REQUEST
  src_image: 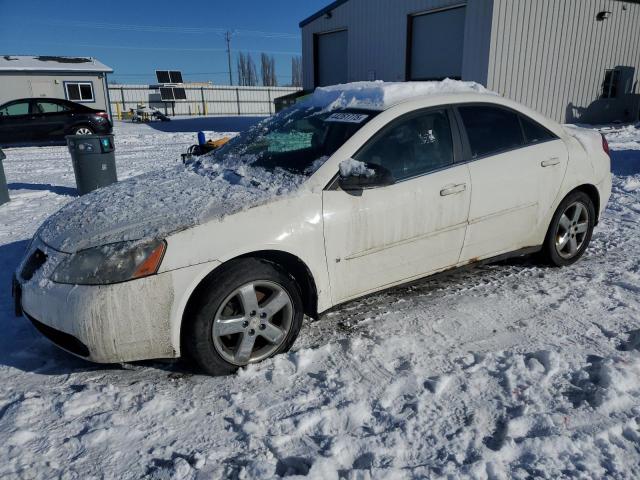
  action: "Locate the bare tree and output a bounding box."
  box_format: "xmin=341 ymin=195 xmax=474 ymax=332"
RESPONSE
xmin=237 ymin=52 xmax=258 ymax=86
xmin=291 ymin=56 xmax=303 ymax=88
xmin=261 ymin=53 xmax=277 ymax=87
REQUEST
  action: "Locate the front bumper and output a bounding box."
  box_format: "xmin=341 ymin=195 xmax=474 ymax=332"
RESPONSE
xmin=15 ymin=240 xmax=177 ymax=363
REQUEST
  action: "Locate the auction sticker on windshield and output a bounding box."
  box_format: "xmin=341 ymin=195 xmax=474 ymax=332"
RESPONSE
xmin=324 ymin=113 xmax=369 ymax=124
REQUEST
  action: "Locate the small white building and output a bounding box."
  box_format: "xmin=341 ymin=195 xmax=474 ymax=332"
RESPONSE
xmin=0 ymin=55 xmax=113 ymax=117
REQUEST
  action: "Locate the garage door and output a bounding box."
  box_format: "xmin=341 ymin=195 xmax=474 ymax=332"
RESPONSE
xmin=315 ymin=30 xmax=348 ymax=87
xmin=408 ymin=6 xmax=466 ymax=81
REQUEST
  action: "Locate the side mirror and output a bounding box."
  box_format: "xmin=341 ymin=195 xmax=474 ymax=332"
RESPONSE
xmin=338 ymin=159 xmax=394 ymax=191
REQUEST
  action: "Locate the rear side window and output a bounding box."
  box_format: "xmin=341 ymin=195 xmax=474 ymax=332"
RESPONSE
xmin=520 ymin=115 xmax=556 ymax=144
xmin=458 ymin=106 xmax=524 ymax=158
xmin=36 ymin=101 xmax=70 ymax=114
xmin=355 ymin=109 xmax=454 ymax=182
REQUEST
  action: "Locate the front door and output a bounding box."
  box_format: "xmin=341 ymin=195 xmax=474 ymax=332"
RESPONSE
xmin=455 ymin=105 xmax=569 ymax=261
xmin=0 ymin=100 xmax=33 ymax=144
xmin=322 ymin=108 xmax=471 ymax=303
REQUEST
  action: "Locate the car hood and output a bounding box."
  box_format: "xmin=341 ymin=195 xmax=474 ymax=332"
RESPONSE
xmin=37 ymin=160 xmax=308 ymax=253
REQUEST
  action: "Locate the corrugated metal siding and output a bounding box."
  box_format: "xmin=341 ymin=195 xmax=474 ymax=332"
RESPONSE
xmin=488 ymin=0 xmax=640 ymax=123
xmin=301 ymin=0 xmax=494 ymax=90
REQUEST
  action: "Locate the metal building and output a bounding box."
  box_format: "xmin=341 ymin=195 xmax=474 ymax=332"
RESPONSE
xmin=0 ymin=55 xmax=113 ymax=118
xmin=301 ymin=0 xmax=640 ymax=123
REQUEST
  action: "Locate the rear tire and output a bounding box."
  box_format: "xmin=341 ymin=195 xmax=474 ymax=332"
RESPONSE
xmin=541 ymin=191 xmax=595 ymax=267
xmin=183 ymin=258 xmax=304 ymax=376
xmin=73 ymin=126 xmax=94 ymax=135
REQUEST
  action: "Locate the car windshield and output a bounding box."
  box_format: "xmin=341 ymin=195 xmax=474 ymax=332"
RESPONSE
xmin=209 ymin=105 xmax=379 ymax=175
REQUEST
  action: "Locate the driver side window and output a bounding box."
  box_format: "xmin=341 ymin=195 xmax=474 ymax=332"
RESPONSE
xmin=0 ymin=101 xmax=30 ymax=116
xmin=355 ymin=109 xmax=454 ymax=182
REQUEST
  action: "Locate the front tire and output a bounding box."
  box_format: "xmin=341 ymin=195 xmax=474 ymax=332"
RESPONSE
xmin=541 ymin=191 xmax=595 ymax=267
xmin=184 ymin=259 xmax=304 ymax=376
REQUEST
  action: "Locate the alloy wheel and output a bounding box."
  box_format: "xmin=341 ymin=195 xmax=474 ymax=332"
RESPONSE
xmin=555 ymin=201 xmax=590 ymax=259
xmin=75 ymin=127 xmax=93 ymax=135
xmin=212 ymin=281 xmax=294 ymax=366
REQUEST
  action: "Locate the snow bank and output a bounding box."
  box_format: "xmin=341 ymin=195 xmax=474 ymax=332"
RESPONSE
xmin=306 ymin=79 xmax=495 ymax=111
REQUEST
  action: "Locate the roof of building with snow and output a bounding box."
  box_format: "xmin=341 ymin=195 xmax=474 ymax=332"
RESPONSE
xmin=0 ymin=55 xmax=113 ymax=73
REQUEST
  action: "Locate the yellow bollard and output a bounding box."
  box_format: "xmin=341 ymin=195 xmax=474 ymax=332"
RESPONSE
xmin=115 ymin=103 xmax=121 ymax=120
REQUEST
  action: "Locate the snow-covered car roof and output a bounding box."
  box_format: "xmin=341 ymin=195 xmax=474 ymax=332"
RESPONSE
xmin=306 ymin=79 xmax=496 ymax=112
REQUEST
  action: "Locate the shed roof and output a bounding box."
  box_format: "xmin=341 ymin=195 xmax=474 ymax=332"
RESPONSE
xmin=300 ymin=0 xmax=350 ymax=27
xmin=0 ymin=55 xmax=113 ymax=73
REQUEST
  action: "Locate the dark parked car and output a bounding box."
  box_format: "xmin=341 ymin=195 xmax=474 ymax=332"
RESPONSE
xmin=0 ymin=98 xmax=112 ymax=146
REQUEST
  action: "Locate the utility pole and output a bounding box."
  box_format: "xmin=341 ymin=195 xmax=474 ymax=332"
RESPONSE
xmin=225 ymin=31 xmax=233 ymax=86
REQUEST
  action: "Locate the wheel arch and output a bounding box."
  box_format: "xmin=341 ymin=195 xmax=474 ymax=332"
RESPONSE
xmin=179 ymin=250 xmax=319 ymax=353
xmin=573 ymin=183 xmax=601 ymax=223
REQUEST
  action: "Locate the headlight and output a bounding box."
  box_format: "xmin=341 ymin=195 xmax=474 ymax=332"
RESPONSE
xmin=51 ymin=239 xmax=166 ymax=285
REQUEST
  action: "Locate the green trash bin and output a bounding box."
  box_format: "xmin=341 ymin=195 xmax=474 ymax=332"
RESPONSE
xmin=66 ymin=134 xmax=118 ymax=195
xmin=0 ymin=148 xmax=9 ymax=206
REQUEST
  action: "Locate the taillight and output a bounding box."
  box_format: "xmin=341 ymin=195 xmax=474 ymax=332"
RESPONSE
xmin=601 ymin=133 xmax=610 ymax=156
xmin=95 ymin=112 xmax=109 ymax=119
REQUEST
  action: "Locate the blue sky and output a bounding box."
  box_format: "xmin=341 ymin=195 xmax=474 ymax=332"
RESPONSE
xmin=0 ymin=0 xmax=329 ymax=85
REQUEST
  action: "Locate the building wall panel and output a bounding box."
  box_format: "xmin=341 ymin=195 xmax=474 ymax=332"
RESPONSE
xmin=488 ymin=0 xmax=640 ymax=123
xmin=301 ymin=0 xmax=495 ymax=90
xmin=0 ymin=73 xmax=110 ymax=112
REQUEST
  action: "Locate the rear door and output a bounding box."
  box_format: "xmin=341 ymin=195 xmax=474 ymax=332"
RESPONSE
xmin=32 ymin=100 xmax=72 ymax=140
xmin=456 ymin=104 xmax=568 ymax=261
xmin=322 ymin=107 xmax=471 ymax=303
xmin=0 ymin=100 xmax=33 ymax=144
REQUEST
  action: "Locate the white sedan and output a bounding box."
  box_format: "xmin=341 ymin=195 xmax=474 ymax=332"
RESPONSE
xmin=13 ymin=81 xmax=612 ymax=375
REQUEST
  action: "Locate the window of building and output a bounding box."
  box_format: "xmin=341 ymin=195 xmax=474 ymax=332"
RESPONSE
xmin=458 ymin=106 xmax=524 ymax=158
xmin=65 ymin=82 xmax=95 ymax=102
xmin=355 ymin=109 xmax=454 ymax=182
xmin=602 ymin=69 xmax=620 ymax=98
xmin=0 ymin=101 xmax=30 ymax=116
xmin=519 ymin=115 xmax=557 ymax=144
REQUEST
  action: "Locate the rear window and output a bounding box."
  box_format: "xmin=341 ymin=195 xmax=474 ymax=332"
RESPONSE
xmin=458 ymin=106 xmax=524 ymax=158
xmin=520 ymin=115 xmax=556 ymax=144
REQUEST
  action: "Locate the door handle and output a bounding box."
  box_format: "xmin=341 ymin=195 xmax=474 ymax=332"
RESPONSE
xmin=541 ymin=157 xmax=560 ymax=167
xmin=440 ymin=183 xmax=467 ymax=196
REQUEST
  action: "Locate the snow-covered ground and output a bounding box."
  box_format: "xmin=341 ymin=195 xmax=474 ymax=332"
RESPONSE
xmin=1 ymin=120 xmax=640 ymax=479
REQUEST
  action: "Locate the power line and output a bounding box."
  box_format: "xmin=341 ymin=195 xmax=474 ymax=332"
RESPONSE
xmin=29 ymin=19 xmax=301 ymax=39
xmin=37 ymin=41 xmax=300 ymax=56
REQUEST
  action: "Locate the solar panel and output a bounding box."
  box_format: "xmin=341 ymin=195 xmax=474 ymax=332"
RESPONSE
xmin=156 ymin=70 xmax=171 ymax=84
xmin=172 ymin=87 xmax=187 ymax=100
xmin=169 ymin=71 xmax=183 ymax=83
xmin=159 ymin=87 xmax=174 ymax=101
